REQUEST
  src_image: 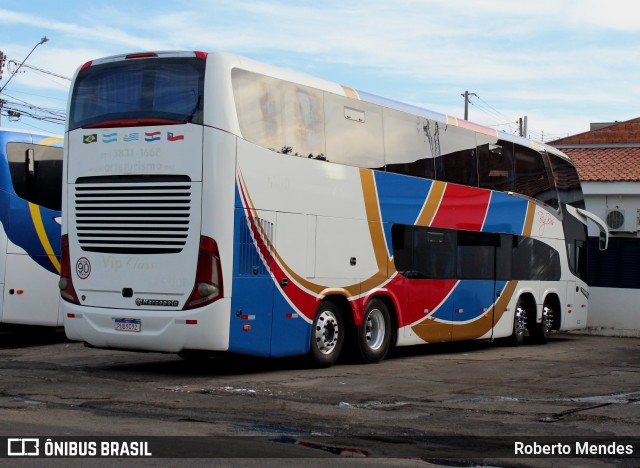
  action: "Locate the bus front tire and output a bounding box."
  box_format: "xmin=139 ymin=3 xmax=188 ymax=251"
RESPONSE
xmin=309 ymin=302 xmax=345 ymax=367
xmin=357 ymin=299 xmax=391 ymax=363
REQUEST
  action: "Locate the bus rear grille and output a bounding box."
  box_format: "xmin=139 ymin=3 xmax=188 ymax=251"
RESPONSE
xmin=74 ymin=175 xmax=192 ymax=254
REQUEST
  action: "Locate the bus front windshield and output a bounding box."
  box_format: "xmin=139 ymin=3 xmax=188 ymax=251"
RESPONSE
xmin=68 ymin=57 xmax=205 ymax=130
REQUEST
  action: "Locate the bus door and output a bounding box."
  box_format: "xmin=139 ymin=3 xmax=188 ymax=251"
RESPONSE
xmin=451 ymin=231 xmax=499 ymax=342
xmin=406 ymin=227 xmax=457 ymax=343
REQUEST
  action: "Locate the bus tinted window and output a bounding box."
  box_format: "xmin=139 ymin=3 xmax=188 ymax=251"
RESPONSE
xmin=457 ymin=231 xmax=495 ymax=280
xmin=393 ymin=225 xmax=560 ymax=281
xmin=324 ymin=93 xmax=384 ymax=168
xmin=383 ymin=110 xmax=436 ymax=179
xmin=511 ymin=236 xmax=561 ymax=281
xmin=7 ymin=142 xmax=63 ymax=211
xmin=562 ymin=211 xmax=588 ymax=281
xmin=69 ymin=58 xmax=205 ymax=130
xmin=547 ymin=152 xmax=585 ymax=209
xmin=393 ymin=225 xmax=456 ymax=279
xmin=233 ymin=69 xmax=326 ymax=160
xmin=434 ymin=125 xmax=478 ymax=187
xmin=478 ymin=140 xmax=515 ymax=192
xmin=514 ymin=146 xmax=557 ymax=207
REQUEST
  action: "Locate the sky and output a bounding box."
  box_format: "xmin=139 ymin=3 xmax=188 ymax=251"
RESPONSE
xmin=1 ymin=0 xmax=639 ymax=142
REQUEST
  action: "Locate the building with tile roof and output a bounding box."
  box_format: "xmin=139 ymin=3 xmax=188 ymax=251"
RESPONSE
xmin=550 ymin=118 xmax=640 ymax=336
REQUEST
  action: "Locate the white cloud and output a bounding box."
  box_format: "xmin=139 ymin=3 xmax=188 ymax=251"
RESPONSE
xmin=1 ymin=0 xmax=639 ymax=137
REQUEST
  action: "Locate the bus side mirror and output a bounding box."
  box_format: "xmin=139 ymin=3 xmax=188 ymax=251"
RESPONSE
xmin=599 ymin=230 xmax=608 ymax=251
xmin=576 ymin=208 xmax=609 ymax=251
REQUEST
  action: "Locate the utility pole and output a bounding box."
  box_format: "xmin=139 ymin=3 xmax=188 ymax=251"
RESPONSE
xmin=518 ymin=116 xmax=529 ymax=137
xmin=0 ymin=37 xmax=49 ymax=126
xmin=461 ymin=91 xmax=477 ymax=120
xmin=0 ymin=51 xmax=5 ymax=81
xmin=0 ymin=51 xmax=5 ymax=126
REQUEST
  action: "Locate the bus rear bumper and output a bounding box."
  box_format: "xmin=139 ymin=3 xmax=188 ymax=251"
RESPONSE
xmin=61 ymin=299 xmax=231 ymax=353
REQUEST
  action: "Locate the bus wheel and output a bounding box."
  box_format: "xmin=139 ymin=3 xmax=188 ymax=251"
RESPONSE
xmin=531 ymin=305 xmax=553 ymax=344
xmin=309 ymin=301 xmax=344 ymax=367
xmin=508 ymin=299 xmax=527 ymax=346
xmin=357 ymin=299 xmax=391 ymax=363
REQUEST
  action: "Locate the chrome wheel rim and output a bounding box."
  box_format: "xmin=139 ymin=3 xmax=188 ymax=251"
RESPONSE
xmin=514 ymin=305 xmax=527 ymax=340
xmin=542 ymin=306 xmax=553 ymax=336
xmin=315 ymin=310 xmax=339 ymax=355
xmin=364 ymin=308 xmax=386 ymax=350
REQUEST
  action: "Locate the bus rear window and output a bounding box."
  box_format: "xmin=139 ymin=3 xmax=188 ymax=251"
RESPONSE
xmin=69 ymin=57 xmax=205 ymax=130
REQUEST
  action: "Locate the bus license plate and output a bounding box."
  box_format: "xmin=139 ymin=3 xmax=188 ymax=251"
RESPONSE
xmin=114 ymin=319 xmax=141 ymax=332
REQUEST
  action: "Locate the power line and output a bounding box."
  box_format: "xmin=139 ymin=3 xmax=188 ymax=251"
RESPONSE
xmin=7 ymin=61 xmax=71 ymax=81
xmin=0 ymin=37 xmax=49 ymax=94
xmin=0 ymin=37 xmax=70 ymax=128
xmin=463 ymin=92 xmax=567 ymax=142
xmin=466 ymin=95 xmax=519 ymax=134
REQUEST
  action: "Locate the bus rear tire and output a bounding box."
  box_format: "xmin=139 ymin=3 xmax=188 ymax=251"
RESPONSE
xmin=507 ymin=299 xmax=527 ymax=346
xmin=309 ymin=301 xmax=344 ymax=367
xmin=357 ymin=299 xmax=391 ymax=363
xmin=530 ymin=305 xmax=552 ymax=344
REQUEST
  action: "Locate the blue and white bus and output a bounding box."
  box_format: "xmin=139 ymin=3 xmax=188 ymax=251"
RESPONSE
xmin=0 ymin=128 xmax=63 ymax=327
xmin=61 ymin=52 xmax=608 ymax=365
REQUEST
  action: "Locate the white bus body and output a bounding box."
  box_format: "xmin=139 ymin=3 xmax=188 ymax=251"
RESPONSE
xmin=61 ymin=52 xmax=607 ymax=365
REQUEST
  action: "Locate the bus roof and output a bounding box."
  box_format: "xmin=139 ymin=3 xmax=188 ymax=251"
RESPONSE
xmin=74 ymin=51 xmax=572 ymax=163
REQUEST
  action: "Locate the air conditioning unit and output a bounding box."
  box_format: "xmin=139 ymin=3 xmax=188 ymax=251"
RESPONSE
xmin=605 ymin=209 xmax=626 ymax=231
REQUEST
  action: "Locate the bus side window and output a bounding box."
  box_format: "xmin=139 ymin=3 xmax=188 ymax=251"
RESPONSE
xmin=233 ymin=69 xmax=285 ymax=153
xmin=391 ymin=224 xmax=414 ymax=276
xmin=7 ymin=142 xmax=63 ymax=211
xmin=495 ymin=234 xmax=513 ymax=280
xmin=414 ymin=227 xmax=456 ymax=279
xmin=324 ymin=92 xmax=384 ymax=168
xmin=512 ymin=236 xmax=561 ymax=281
xmin=434 ymin=124 xmax=478 ymax=187
xmin=383 ymin=109 xmax=436 ymax=179
xmin=477 ymin=140 xmax=515 ymax=192
xmin=514 ymin=146 xmax=556 ymax=207
xmin=547 ymin=152 xmax=586 ymax=209
xmin=457 ymin=231 xmax=496 ymax=280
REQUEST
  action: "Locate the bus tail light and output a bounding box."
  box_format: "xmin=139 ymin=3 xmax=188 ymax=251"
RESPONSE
xmin=184 ymin=236 xmax=223 ymax=310
xmin=59 ymin=234 xmax=80 ymax=304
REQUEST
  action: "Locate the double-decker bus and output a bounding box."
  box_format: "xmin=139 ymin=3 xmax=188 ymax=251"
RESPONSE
xmin=60 ymin=52 xmax=608 ymax=366
xmin=0 ymin=128 xmax=63 ymax=327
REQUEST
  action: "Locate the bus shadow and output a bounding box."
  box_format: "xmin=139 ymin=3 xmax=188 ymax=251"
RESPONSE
xmin=0 ymin=325 xmax=67 ymax=349
xmin=97 ymin=332 xmax=580 ymax=377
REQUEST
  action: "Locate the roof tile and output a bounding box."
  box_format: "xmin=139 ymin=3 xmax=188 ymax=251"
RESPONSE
xmin=561 ymin=147 xmax=640 ymax=182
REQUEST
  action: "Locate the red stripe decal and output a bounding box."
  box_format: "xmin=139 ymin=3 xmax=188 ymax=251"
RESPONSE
xmin=431 ymin=184 xmax=490 ymax=231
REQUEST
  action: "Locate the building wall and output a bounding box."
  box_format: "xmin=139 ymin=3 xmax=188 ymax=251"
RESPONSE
xmin=581 ymin=182 xmax=640 ymax=336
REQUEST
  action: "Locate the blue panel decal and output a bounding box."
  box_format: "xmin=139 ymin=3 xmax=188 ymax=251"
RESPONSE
xmin=482 ymin=192 xmax=528 ymax=235
xmin=230 ymin=197 xmax=312 ymax=358
xmin=374 ymin=171 xmax=432 ymax=255
xmin=0 ymin=130 xmax=62 ymax=274
xmin=5 ymin=194 xmax=61 ymax=274
xmin=431 ymin=279 xmax=507 ymax=322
